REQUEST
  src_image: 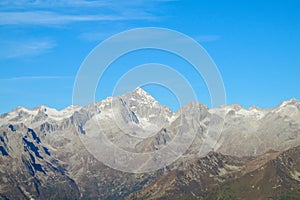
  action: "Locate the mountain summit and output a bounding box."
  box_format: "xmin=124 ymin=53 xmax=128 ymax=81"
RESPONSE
xmin=0 ymin=89 xmax=299 ymax=199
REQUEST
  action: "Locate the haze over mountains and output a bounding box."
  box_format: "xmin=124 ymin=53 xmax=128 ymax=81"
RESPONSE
xmin=0 ymin=88 xmax=299 ymax=199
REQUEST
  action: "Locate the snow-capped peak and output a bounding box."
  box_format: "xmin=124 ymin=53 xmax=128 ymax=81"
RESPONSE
xmin=134 ymin=87 xmax=147 ymax=96
xmin=273 ymin=98 xmax=300 ymax=114
xmin=279 ymin=98 xmax=299 ymax=108
xmin=133 ymin=87 xmax=154 ymax=99
xmin=39 ymin=105 xmax=81 ymax=120
xmin=0 ymin=104 xmax=82 ymax=123
xmin=123 ymin=87 xmax=157 ymax=104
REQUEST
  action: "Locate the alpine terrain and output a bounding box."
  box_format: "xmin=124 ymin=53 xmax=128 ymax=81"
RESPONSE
xmin=0 ymin=88 xmax=299 ymax=199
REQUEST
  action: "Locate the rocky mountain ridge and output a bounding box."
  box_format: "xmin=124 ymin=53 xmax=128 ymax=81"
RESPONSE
xmin=0 ymin=88 xmax=299 ymax=199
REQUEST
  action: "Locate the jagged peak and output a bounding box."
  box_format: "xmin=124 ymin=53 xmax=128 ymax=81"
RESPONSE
xmin=132 ymin=87 xmax=155 ymax=100
xmin=134 ymin=87 xmax=148 ymax=96
xmin=63 ymin=105 xmax=82 ymax=110
xmin=13 ymin=106 xmax=29 ymax=112
xmin=176 ymin=102 xmax=208 ymax=115
xmin=182 ymin=101 xmax=208 ymax=109
xmin=279 ymin=98 xmax=299 ymax=107
xmin=225 ymin=104 xmax=244 ymax=111
xmin=248 ymin=106 xmax=261 ymax=111
xmin=34 ymin=104 xmax=51 ymax=112
xmin=121 ymin=87 xmax=157 ymax=103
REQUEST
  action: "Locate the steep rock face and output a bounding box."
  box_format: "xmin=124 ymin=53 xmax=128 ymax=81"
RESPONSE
xmin=0 ymin=124 xmax=80 ymax=199
xmin=126 ymin=152 xmax=251 ymax=200
xmin=0 ymin=122 xmax=158 ymax=200
xmin=202 ymin=146 xmax=300 ymax=200
xmin=1 ymin=88 xmax=299 ymax=157
xmin=216 ymin=99 xmax=300 ymax=157
xmin=127 ymin=147 xmax=300 ymax=200
xmin=0 ymin=88 xmax=299 ymax=199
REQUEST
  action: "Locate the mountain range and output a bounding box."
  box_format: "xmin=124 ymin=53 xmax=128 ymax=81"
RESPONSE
xmin=0 ymin=88 xmax=299 ymax=199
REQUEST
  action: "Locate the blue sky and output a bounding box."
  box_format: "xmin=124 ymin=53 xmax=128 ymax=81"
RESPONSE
xmin=0 ymin=0 xmax=300 ymax=113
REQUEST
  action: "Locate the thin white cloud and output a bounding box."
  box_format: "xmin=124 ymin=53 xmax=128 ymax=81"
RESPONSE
xmin=0 ymin=76 xmax=73 ymax=81
xmin=0 ymin=39 xmax=56 ymax=58
xmin=0 ymin=0 xmax=177 ymax=9
xmin=0 ymin=0 xmax=171 ymax=59
xmin=0 ymin=0 xmax=117 ymax=9
xmin=0 ymin=0 xmax=162 ymax=26
xmin=0 ymin=11 xmax=154 ymax=25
